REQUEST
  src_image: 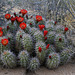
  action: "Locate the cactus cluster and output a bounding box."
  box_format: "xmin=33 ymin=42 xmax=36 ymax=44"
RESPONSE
xmin=0 ymin=9 xmax=74 ymax=71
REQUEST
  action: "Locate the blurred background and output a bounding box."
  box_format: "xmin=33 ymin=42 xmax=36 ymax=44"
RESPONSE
xmin=0 ymin=0 xmax=75 ymax=29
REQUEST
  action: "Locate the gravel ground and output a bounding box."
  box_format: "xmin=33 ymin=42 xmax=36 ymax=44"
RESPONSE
xmin=0 ymin=63 xmax=75 ymax=75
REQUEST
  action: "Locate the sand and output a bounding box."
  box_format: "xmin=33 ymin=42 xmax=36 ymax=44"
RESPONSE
xmin=0 ymin=63 xmax=75 ymax=75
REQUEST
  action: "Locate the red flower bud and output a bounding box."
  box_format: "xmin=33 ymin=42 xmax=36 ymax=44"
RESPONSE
xmin=44 ymin=30 xmax=48 ymax=36
xmin=38 ymin=47 xmax=42 ymax=52
xmin=46 ymin=44 xmax=50 ymax=50
xmin=59 ymin=38 xmax=62 ymax=41
xmin=49 ymin=55 xmax=51 ymax=59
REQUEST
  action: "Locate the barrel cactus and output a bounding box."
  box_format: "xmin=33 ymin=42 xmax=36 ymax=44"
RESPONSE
xmin=46 ymin=52 xmax=60 ymax=69
xmin=54 ymin=34 xmax=66 ymax=51
xmin=15 ymin=29 xmax=25 ymax=52
xmin=47 ymin=31 xmax=55 ymax=44
xmin=1 ymin=50 xmax=16 ymax=68
xmin=22 ymin=34 xmax=33 ymax=53
xmin=60 ymin=48 xmax=73 ymax=65
xmin=33 ymin=30 xmax=44 ymax=42
xmin=28 ymin=57 xmax=40 ymax=71
xmin=18 ymin=50 xmax=29 ymax=68
xmin=35 ymin=41 xmax=46 ymax=64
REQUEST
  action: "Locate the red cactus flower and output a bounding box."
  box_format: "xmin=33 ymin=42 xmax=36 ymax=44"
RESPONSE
xmin=36 ymin=15 xmax=42 ymax=21
xmin=46 ymin=44 xmax=50 ymax=50
xmin=20 ymin=9 xmax=27 ymax=15
xmin=11 ymin=16 xmax=16 ymax=23
xmin=44 ymin=37 xmax=47 ymax=40
xmin=44 ymin=30 xmax=48 ymax=36
xmin=5 ymin=14 xmax=11 ymax=20
xmin=39 ymin=25 xmax=45 ymax=30
xmin=49 ymin=55 xmax=51 ymax=59
xmin=0 ymin=31 xmax=3 ymax=37
xmin=64 ymin=27 xmax=68 ymax=31
xmin=4 ymin=51 xmax=7 ymax=55
xmin=17 ymin=17 xmax=24 ymax=23
xmin=0 ymin=27 xmax=2 ymax=31
xmin=59 ymin=38 xmax=62 ymax=41
xmin=1 ymin=38 xmax=8 ymax=46
xmin=38 ymin=47 xmax=42 ymax=52
xmin=20 ymin=22 xmax=26 ymax=30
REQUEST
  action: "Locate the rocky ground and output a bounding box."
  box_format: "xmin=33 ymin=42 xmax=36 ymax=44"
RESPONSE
xmin=0 ymin=63 xmax=75 ymax=75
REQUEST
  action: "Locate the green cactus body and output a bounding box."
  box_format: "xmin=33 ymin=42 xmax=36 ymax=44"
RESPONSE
xmin=15 ymin=29 xmax=25 ymax=51
xmin=7 ymin=33 xmax=14 ymax=50
xmin=46 ymin=45 xmax=55 ymax=56
xmin=27 ymin=19 xmax=35 ymax=27
xmin=29 ymin=57 xmax=40 ymax=71
xmin=1 ymin=50 xmax=16 ymax=68
xmin=35 ymin=41 xmax=46 ymax=64
xmin=2 ymin=26 xmax=7 ymax=36
xmin=33 ymin=30 xmax=44 ymax=42
xmin=23 ymin=24 xmax=31 ymax=33
xmin=55 ymin=25 xmax=64 ymax=33
xmin=46 ymin=20 xmax=55 ymax=25
xmin=60 ymin=49 xmax=73 ymax=65
xmin=29 ymin=27 xmax=38 ymax=36
xmin=45 ymin=23 xmax=54 ymax=32
xmin=46 ymin=52 xmax=60 ymax=69
xmin=22 ymin=34 xmax=33 ymax=52
xmin=18 ymin=50 xmax=29 ymax=68
xmin=47 ymin=31 xmax=55 ymax=44
xmin=0 ymin=37 xmax=9 ymax=54
xmin=54 ymin=34 xmax=66 ymax=51
xmin=7 ymin=22 xmax=17 ymax=34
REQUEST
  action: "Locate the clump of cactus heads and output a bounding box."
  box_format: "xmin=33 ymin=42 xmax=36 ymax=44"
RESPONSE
xmin=33 ymin=30 xmax=44 ymax=42
xmin=18 ymin=50 xmax=29 ymax=68
xmin=0 ymin=37 xmax=9 ymax=54
xmin=28 ymin=57 xmax=40 ymax=71
xmin=35 ymin=41 xmax=46 ymax=64
xmin=22 ymin=34 xmax=33 ymax=53
xmin=54 ymin=34 xmax=66 ymax=51
xmin=46 ymin=52 xmax=60 ymax=69
xmin=29 ymin=27 xmax=38 ymax=36
xmin=47 ymin=31 xmax=55 ymax=44
xmin=55 ymin=25 xmax=64 ymax=33
xmin=60 ymin=48 xmax=73 ymax=65
xmin=27 ymin=19 xmax=35 ymax=27
xmin=46 ymin=45 xmax=55 ymax=56
xmin=1 ymin=50 xmax=16 ymax=68
xmin=15 ymin=29 xmax=25 ymax=52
